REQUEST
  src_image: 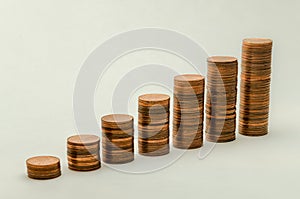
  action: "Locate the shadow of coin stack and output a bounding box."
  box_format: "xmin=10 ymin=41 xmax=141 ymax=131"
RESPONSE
xmin=239 ymin=38 xmax=273 ymax=136
xmin=173 ymin=74 xmax=205 ymax=149
xmin=67 ymin=135 xmax=101 ymax=171
xmin=26 ymin=156 xmax=61 ymax=180
xmin=101 ymin=114 xmax=134 ymax=164
xmin=206 ymin=56 xmax=238 ymax=142
xmin=138 ymin=94 xmax=170 ymax=156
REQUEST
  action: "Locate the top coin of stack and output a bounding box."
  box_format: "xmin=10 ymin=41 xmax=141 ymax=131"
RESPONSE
xmin=239 ymin=38 xmax=273 ymax=136
xmin=26 ymin=156 xmax=61 ymax=180
xmin=206 ymin=56 xmax=238 ymax=143
xmin=173 ymin=74 xmax=205 ymax=149
xmin=67 ymin=135 xmax=101 ymax=171
xmin=101 ymin=114 xmax=134 ymax=164
xmin=138 ymin=94 xmax=170 ymax=156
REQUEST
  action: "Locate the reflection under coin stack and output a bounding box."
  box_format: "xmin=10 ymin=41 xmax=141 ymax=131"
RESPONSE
xmin=173 ymin=74 xmax=205 ymax=149
xmin=206 ymin=56 xmax=238 ymax=142
xmin=67 ymin=135 xmax=101 ymax=171
xmin=239 ymin=38 xmax=273 ymax=136
xmin=26 ymin=156 xmax=61 ymax=179
xmin=138 ymin=94 xmax=170 ymax=156
xmin=101 ymin=114 xmax=134 ymax=164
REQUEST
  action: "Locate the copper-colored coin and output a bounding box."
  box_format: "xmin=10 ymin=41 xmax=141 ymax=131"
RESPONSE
xmin=27 ymin=168 xmax=61 ymax=176
xmin=243 ymin=38 xmax=272 ymax=46
xmin=27 ymin=170 xmax=61 ymax=180
xmin=68 ymin=162 xmax=101 ymax=171
xmin=138 ymin=104 xmax=169 ymax=115
xmin=139 ymin=129 xmax=169 ymax=140
xmin=101 ymin=114 xmax=133 ymax=125
xmin=138 ymin=123 xmax=169 ymax=133
xmin=102 ymin=151 xmax=134 ymax=164
xmin=139 ymin=141 xmax=170 ymax=156
xmin=101 ymin=131 xmax=133 ymax=139
xmin=67 ymin=154 xmax=100 ymax=163
xmin=138 ymin=112 xmax=169 ymax=119
xmin=102 ymin=141 xmax=134 ymax=164
xmin=138 ymin=138 xmax=169 ymax=156
xmin=102 ymin=136 xmax=133 ymax=150
xmin=101 ymin=114 xmax=134 ymax=130
xmin=139 ymin=94 xmax=170 ymax=106
xmin=173 ymin=124 xmax=203 ymax=132
xmin=207 ymin=56 xmax=237 ymax=64
xmin=67 ymin=143 xmax=99 ymax=150
xmin=174 ymin=74 xmax=205 ymax=85
xmin=102 ymin=126 xmax=133 ymax=135
xmin=68 ymin=160 xmax=100 ymax=167
xmin=26 ymin=156 xmax=60 ymax=170
xmin=173 ymin=126 xmax=203 ymax=135
xmin=206 ymin=133 xmax=236 ymax=143
xmin=67 ymin=135 xmax=100 ymax=146
xmin=173 ymin=137 xmax=203 ymax=149
xmin=67 ymin=148 xmax=100 ymax=156
xmin=138 ymin=115 xmax=169 ymax=125
xmin=67 ymin=153 xmax=99 ymax=159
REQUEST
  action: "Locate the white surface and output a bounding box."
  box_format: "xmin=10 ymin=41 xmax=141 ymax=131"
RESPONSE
xmin=0 ymin=0 xmax=300 ymax=198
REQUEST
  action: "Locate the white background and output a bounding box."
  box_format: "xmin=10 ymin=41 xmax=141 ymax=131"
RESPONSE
xmin=1 ymin=0 xmax=299 ymax=198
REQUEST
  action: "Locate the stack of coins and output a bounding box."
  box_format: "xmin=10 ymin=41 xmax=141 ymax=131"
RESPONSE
xmin=67 ymin=135 xmax=101 ymax=171
xmin=26 ymin=156 xmax=61 ymax=180
xmin=239 ymin=38 xmax=273 ymax=136
xmin=101 ymin=114 xmax=134 ymax=164
xmin=138 ymin=94 xmax=170 ymax=156
xmin=206 ymin=56 xmax=238 ymax=142
xmin=173 ymin=74 xmax=205 ymax=149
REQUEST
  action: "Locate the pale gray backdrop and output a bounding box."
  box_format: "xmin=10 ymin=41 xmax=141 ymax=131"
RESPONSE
xmin=0 ymin=0 xmax=299 ymax=198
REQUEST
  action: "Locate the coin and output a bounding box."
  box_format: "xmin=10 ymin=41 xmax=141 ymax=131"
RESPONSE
xmin=67 ymin=134 xmax=100 ymax=146
xmin=101 ymin=114 xmax=134 ymax=130
xmin=138 ymin=138 xmax=170 ymax=156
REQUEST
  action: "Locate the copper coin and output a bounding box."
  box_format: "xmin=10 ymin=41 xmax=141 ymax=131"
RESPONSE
xmin=138 ymin=94 xmax=170 ymax=106
xmin=139 ymin=129 xmax=169 ymax=140
xmin=26 ymin=156 xmax=60 ymax=170
xmin=206 ymin=133 xmax=235 ymax=143
xmin=68 ymin=162 xmax=101 ymax=171
xmin=27 ymin=170 xmax=61 ymax=180
xmin=139 ymin=143 xmax=169 ymax=156
xmin=101 ymin=114 xmax=133 ymax=130
xmin=67 ymin=135 xmax=100 ymax=146
xmin=173 ymin=137 xmax=203 ymax=149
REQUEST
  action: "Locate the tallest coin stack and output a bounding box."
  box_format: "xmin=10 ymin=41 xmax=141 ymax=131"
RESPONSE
xmin=239 ymin=38 xmax=273 ymax=136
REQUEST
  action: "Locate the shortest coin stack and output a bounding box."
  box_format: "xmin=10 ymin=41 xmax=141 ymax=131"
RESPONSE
xmin=26 ymin=156 xmax=61 ymax=180
xmin=67 ymin=135 xmax=101 ymax=171
xmin=101 ymin=114 xmax=134 ymax=164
